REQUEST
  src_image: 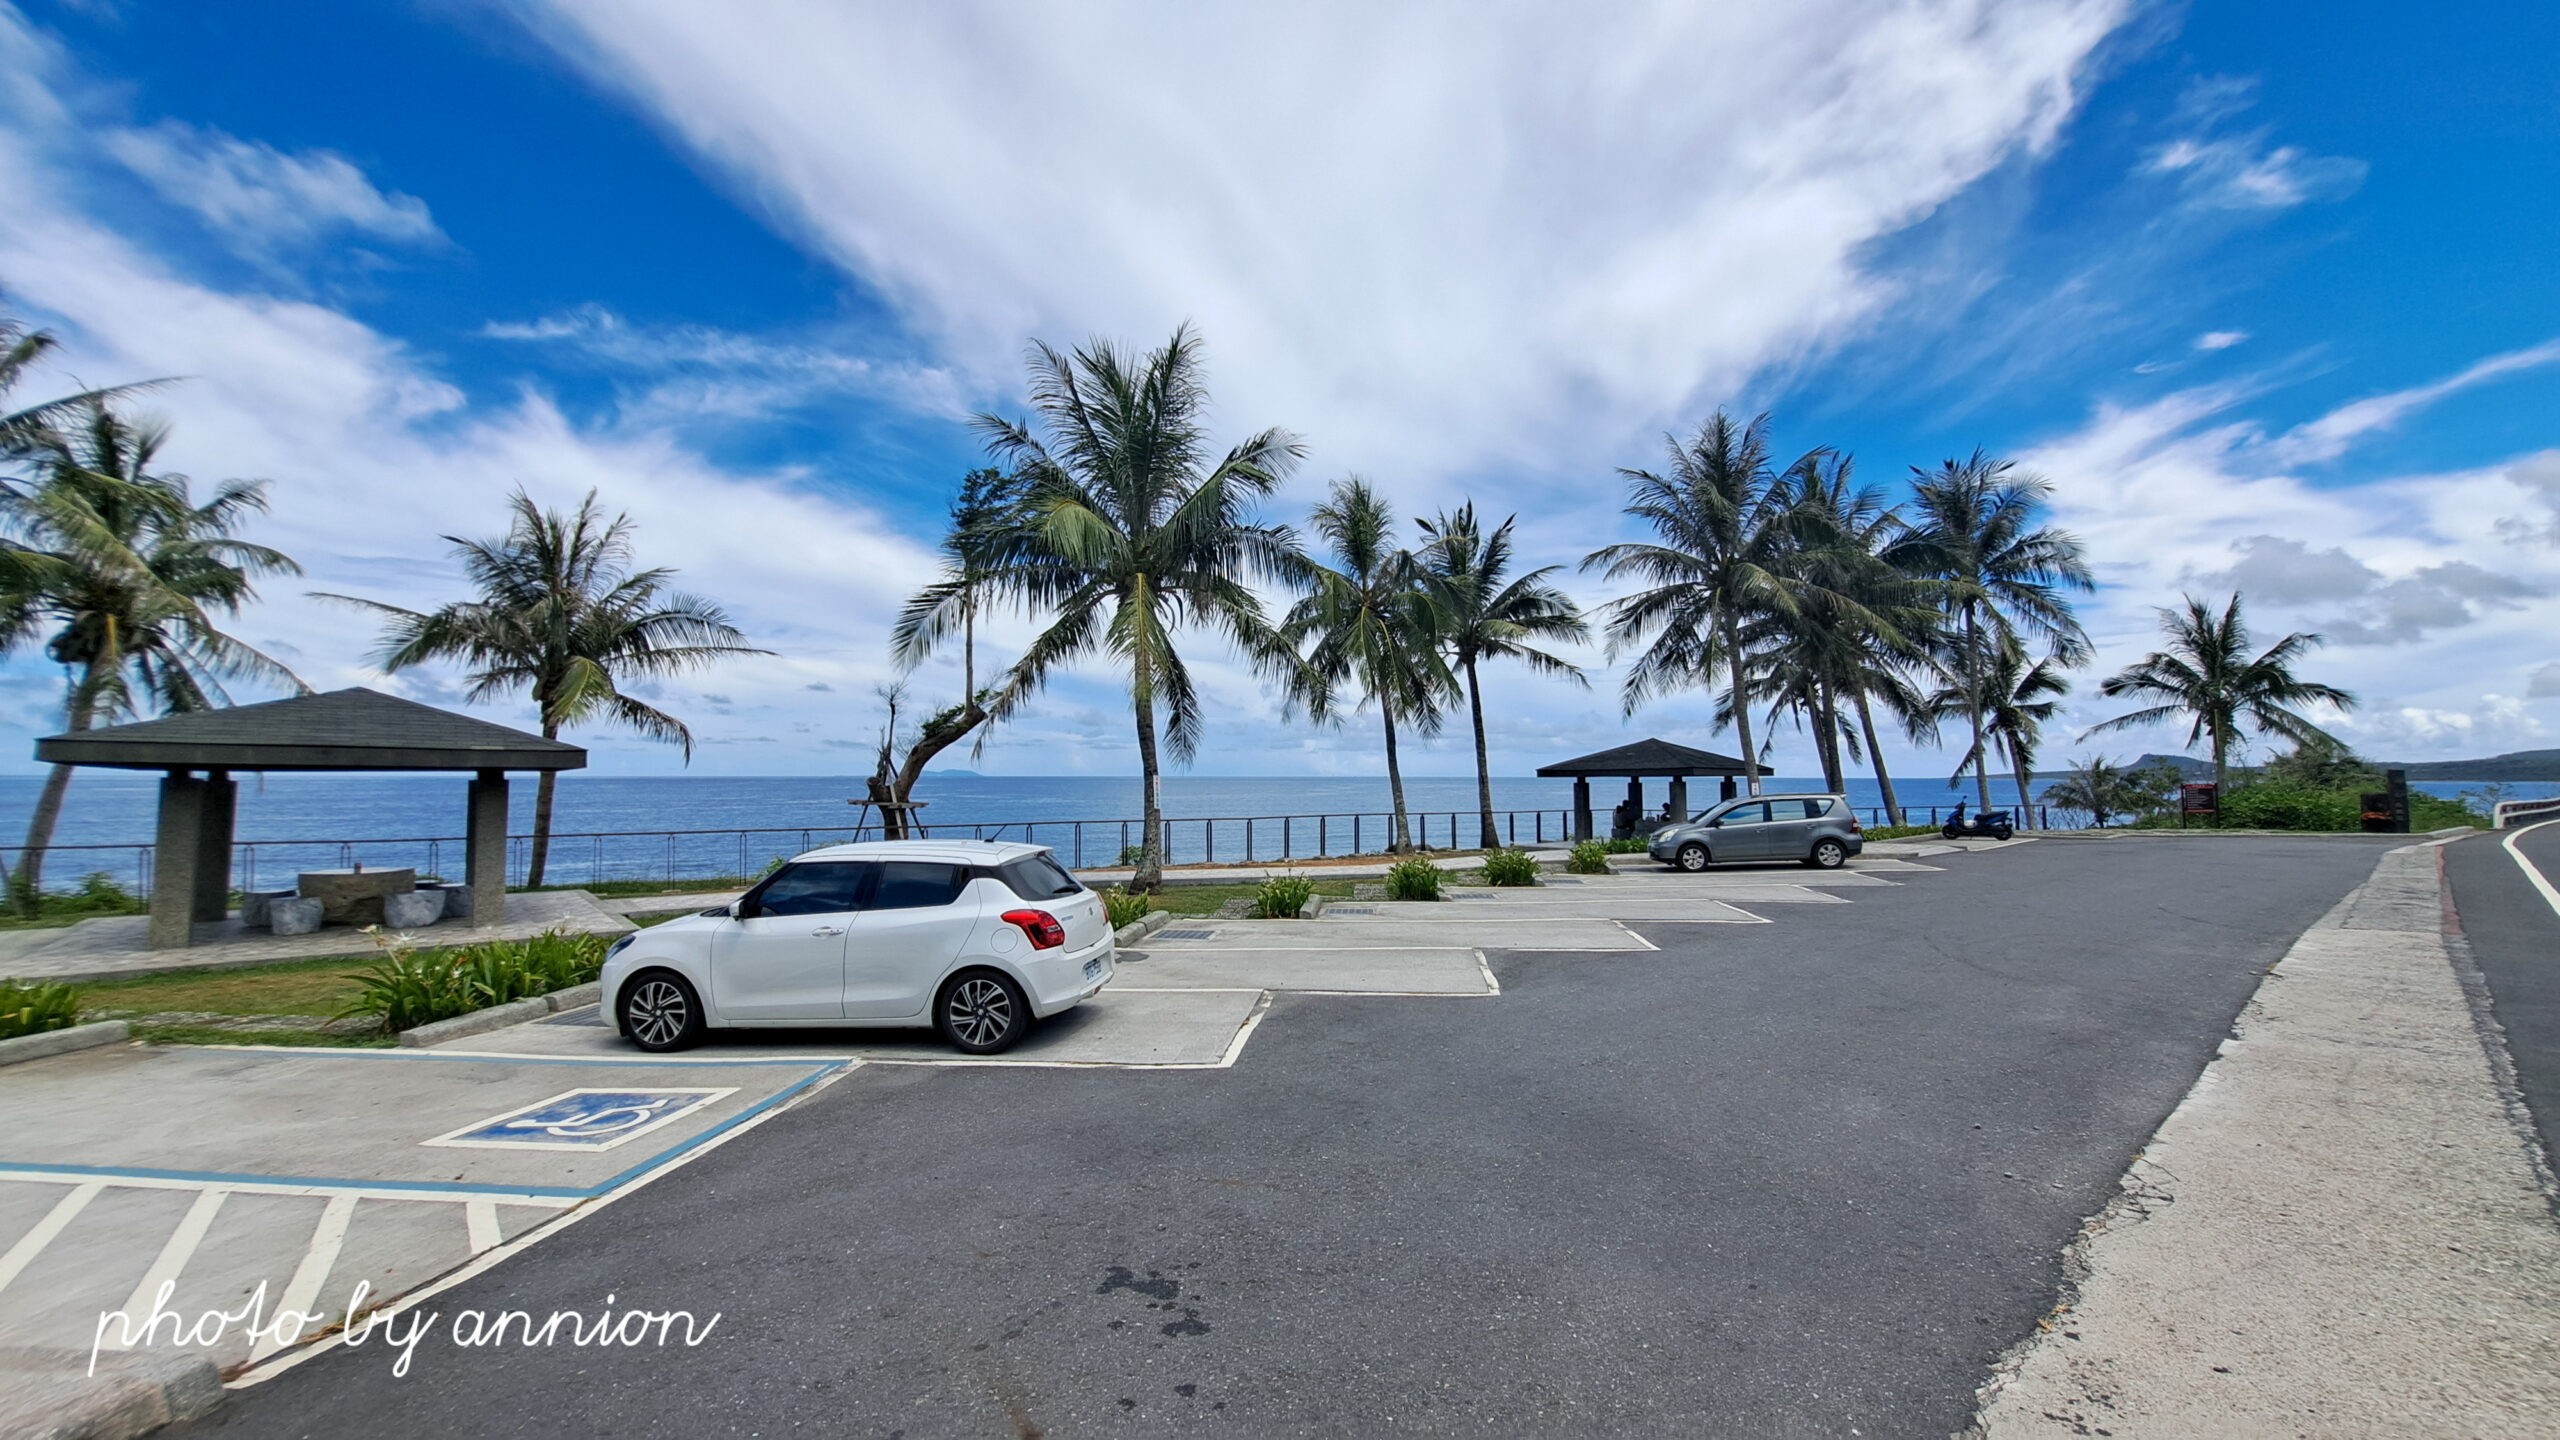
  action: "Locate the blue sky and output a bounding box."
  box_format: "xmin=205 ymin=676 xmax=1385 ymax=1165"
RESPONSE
xmin=1 ymin=0 xmax=2555 ymax=779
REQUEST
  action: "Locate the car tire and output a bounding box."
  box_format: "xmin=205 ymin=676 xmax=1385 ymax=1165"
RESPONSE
xmin=1989 ymin=824 xmax=2014 ymax=841
xmin=621 ymin=970 xmax=704 ymax=1053
xmin=1676 ymin=842 xmax=1710 ymax=872
xmin=1806 ymin=838 xmax=1848 ymax=869
xmin=937 ymin=969 xmax=1031 ymax=1055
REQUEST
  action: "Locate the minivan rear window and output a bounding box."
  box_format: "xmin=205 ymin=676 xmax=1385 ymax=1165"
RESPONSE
xmin=995 ymin=854 xmax=1083 ymax=900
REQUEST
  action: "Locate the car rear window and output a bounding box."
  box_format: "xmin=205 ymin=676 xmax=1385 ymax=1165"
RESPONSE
xmin=1791 ymin=799 xmax=1834 ymax=819
xmin=871 ymin=861 xmax=968 ymax=911
xmin=995 ymin=853 xmax=1083 ymax=900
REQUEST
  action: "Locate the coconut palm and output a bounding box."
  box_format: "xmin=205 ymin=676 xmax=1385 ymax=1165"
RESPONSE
xmin=1284 ymin=478 xmax=1456 ymax=853
xmin=972 ymin=326 xmax=1308 ymax=892
xmin=2082 ymin=593 xmax=2356 ymax=804
xmin=1585 ymin=412 xmax=1814 ymax=796
xmin=881 ymin=467 xmax=1024 ymax=835
xmin=1887 ymin=449 xmax=2092 ymax=809
xmin=1416 ymin=503 xmax=1587 ymax=848
xmin=0 ymin=317 xmax=168 ymax=477
xmin=320 ymin=489 xmax=767 ymax=886
xmin=1934 ymin=634 xmax=2070 ymax=826
xmin=0 ymin=402 xmax=304 ymax=911
xmin=2043 ymin=755 xmax=2141 ymax=828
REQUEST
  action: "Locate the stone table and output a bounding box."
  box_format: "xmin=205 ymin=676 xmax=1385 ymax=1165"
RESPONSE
xmin=296 ymin=867 xmax=417 ymax=927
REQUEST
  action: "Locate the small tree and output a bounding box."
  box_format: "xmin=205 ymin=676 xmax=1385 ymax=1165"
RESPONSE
xmin=2083 ymin=592 xmax=2356 ymax=811
xmin=884 ymin=468 xmax=1024 ymax=836
xmin=2042 ymin=755 xmax=2140 ymax=828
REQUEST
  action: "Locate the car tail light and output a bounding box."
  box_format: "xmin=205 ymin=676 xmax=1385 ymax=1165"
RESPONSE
xmin=1002 ymin=909 xmax=1066 ymax=950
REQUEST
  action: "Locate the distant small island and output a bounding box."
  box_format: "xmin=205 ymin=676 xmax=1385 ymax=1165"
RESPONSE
xmin=920 ymin=768 xmax=982 ymax=779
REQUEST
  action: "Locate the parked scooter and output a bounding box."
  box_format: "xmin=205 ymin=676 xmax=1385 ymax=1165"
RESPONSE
xmin=1940 ymin=799 xmax=2014 ymax=842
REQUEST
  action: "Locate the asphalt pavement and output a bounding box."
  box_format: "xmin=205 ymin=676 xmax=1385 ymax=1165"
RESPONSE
xmin=2444 ymin=820 xmax=2560 ymax=1172
xmin=172 ymin=835 xmax=2401 ymax=1438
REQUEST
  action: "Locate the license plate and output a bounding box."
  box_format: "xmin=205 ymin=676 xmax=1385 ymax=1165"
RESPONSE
xmin=1083 ymin=958 xmax=1103 ymax=980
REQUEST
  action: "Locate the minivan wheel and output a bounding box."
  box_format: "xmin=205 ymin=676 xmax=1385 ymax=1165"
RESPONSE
xmin=937 ymin=970 xmax=1030 ymax=1055
xmin=1806 ymin=838 xmax=1848 ymax=869
xmin=1676 ymin=842 xmax=1710 ymax=872
xmin=621 ymin=970 xmax=704 ymax=1053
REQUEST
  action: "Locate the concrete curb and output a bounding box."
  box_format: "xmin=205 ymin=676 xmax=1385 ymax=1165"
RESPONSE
xmin=1298 ymin=893 xmax=1326 ymax=919
xmin=0 ymin=1345 xmax=223 ymax=1439
xmin=544 ymin=981 xmax=602 ymax=1012
xmin=0 ymin=1019 xmax=128 ymax=1069
xmin=1113 ymin=910 xmax=1172 ymax=946
xmin=398 ymin=996 xmax=551 ymax=1048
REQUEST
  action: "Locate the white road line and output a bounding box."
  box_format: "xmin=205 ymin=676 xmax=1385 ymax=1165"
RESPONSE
xmin=1475 ymin=949 xmax=1501 ymax=995
xmin=1613 ymin=920 xmax=1662 ymax=950
xmin=102 ymin=1187 xmax=228 ymax=1350
xmin=253 ymin=1193 xmax=355 ymax=1362
xmin=2502 ymin=819 xmax=2560 ymax=921
xmin=0 ymin=1170 xmax=579 ymax=1206
xmin=0 ymin=1180 xmax=103 ymax=1298
xmin=465 ymin=1197 xmax=501 ymax=1254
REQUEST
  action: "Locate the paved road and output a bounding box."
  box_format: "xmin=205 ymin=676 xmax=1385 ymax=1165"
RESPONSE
xmin=176 ymin=836 xmax=2397 ymax=1438
xmin=2444 ymin=821 xmax=2560 ymax=1169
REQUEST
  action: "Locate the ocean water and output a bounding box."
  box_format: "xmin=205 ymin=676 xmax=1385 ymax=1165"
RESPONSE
xmin=0 ymin=768 xmax=2543 ymax=890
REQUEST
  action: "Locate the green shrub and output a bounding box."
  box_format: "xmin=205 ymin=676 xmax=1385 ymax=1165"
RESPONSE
xmin=1116 ymin=844 xmax=1149 ymax=867
xmin=2216 ymin=781 xmax=2360 ymax=831
xmin=1566 ymin=841 xmax=1611 ymax=875
xmin=1481 ymin=849 xmax=1540 ymax=886
xmin=0 ymin=980 xmax=81 ymax=1040
xmin=1602 ymin=837 xmax=1651 ymax=853
xmin=1385 ymin=858 xmax=1445 ymax=901
xmin=337 ymin=927 xmax=609 ymax=1034
xmin=1254 ymin=874 xmax=1316 ymax=918
xmin=1098 ymin=887 xmax=1153 ymax=929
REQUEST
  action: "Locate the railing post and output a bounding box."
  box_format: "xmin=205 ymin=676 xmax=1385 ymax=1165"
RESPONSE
xmin=1075 ymin=822 xmax=1084 ymax=870
xmin=1283 ymin=815 xmax=1291 ymax=859
xmin=1206 ymin=819 xmax=1214 ymax=864
xmin=1320 ymin=815 xmax=1328 ymax=855
xmin=1354 ymin=814 xmax=1362 ymax=853
xmin=1246 ymin=817 xmax=1255 ymax=863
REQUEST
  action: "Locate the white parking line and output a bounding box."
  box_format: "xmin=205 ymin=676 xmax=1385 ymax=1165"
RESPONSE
xmin=254 ymin=1193 xmax=356 ymax=1362
xmin=102 ymin=1187 xmax=228 ymax=1351
xmin=0 ymin=1180 xmax=101 ymax=1298
xmin=465 ymin=1197 xmax=501 ymax=1254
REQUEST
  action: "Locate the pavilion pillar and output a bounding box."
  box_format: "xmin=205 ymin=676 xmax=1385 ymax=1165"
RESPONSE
xmin=192 ymin=770 xmax=236 ymax=922
xmin=149 ymin=771 xmax=207 ymax=949
xmin=1668 ymin=777 xmax=1688 ymax=822
xmin=1624 ymin=777 xmax=1644 ymax=836
xmin=466 ymin=769 xmax=509 ymax=927
xmin=1571 ymin=778 xmax=1592 ymax=842
xmin=1721 ymin=775 xmax=1738 ymax=802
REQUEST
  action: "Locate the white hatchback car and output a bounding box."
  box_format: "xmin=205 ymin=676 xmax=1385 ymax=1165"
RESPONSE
xmin=599 ymin=840 xmax=1115 ymax=1055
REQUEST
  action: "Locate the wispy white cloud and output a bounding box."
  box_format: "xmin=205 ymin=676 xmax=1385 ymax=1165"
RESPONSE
xmin=103 ymin=119 xmax=442 ymax=253
xmin=2193 ymin=329 xmax=2248 ymax=351
xmin=481 ymin=302 xmax=970 ymax=422
xmin=511 ymin=0 xmax=2133 ymax=492
xmin=2267 ymin=339 xmax=2560 ymax=466
xmin=2142 ymin=134 xmax=2365 ymax=210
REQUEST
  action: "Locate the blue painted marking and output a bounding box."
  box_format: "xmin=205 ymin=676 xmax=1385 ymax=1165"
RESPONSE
xmin=0 ymin=1064 xmax=843 ymax=1199
xmin=433 ymin=1089 xmax=729 ymax=1150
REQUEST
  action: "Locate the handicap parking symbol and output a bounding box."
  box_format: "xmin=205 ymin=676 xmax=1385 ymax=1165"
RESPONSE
xmin=424 ymin=1087 xmax=739 ymax=1152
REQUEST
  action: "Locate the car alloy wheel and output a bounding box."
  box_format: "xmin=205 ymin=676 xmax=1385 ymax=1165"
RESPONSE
xmin=1808 ymin=839 xmax=1847 ymax=869
xmin=1677 ymin=842 xmax=1710 ymax=872
xmin=939 ymin=972 xmax=1029 ymax=1054
xmin=622 ymin=973 xmax=701 ymax=1052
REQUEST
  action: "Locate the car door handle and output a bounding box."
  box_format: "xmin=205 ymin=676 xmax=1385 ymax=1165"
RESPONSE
xmin=809 ymin=925 xmax=845 ymax=937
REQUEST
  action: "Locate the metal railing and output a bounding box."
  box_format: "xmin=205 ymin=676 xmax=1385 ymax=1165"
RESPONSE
xmin=2 ymin=800 xmax=2091 ymax=898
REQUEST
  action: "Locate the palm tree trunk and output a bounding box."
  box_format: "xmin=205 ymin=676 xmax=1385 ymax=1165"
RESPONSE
xmin=1132 ymin=663 xmax=1165 ymax=894
xmin=528 ymin=719 xmax=561 ymax=887
xmin=1815 ymin=681 xmax=1845 ymax=794
xmin=2211 ymin=725 xmax=2226 ymax=830
xmin=1853 ymin=690 xmax=1904 ymax=826
xmin=2010 ymin=741 xmax=2036 ymax=829
xmin=1966 ymin=606 xmax=1992 ymax=809
xmin=15 ymin=667 xmax=103 ymax=916
xmin=1382 ymin=699 xmax=1412 ymax=853
xmin=1466 ymin=657 xmax=1498 ymax=850
xmin=1727 ymin=617 xmax=1760 ymax=797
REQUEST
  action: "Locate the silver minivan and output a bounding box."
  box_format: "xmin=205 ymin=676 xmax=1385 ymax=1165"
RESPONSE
xmin=1646 ymin=793 xmax=1864 ymax=871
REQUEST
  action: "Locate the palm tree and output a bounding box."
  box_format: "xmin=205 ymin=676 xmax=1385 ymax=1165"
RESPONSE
xmin=1585 ymin=412 xmax=1812 ymax=796
xmin=882 ymin=467 xmax=1023 ymax=835
xmin=1934 ymin=634 xmax=2069 ymax=826
xmin=2043 ymin=754 xmax=2138 ymax=828
xmin=320 ymin=489 xmax=767 ymax=885
xmin=1286 ymin=478 xmax=1458 ymax=854
xmin=1888 ymin=449 xmax=2092 ymax=810
xmin=2082 ymin=593 xmax=2356 ymax=806
xmin=0 ymin=317 xmax=168 ymax=476
xmin=1416 ymin=504 xmax=1587 ymax=848
xmin=0 ymin=403 xmax=303 ymax=911
xmin=972 ymin=326 xmax=1308 ymax=893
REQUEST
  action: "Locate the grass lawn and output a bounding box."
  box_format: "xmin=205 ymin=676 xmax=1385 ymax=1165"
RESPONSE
xmin=78 ymin=954 xmax=372 ymax=1020
xmin=126 ymin=1022 xmax=393 ymax=1049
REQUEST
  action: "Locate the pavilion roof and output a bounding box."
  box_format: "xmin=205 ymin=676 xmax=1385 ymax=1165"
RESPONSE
xmin=34 ymin=688 xmax=587 ymax=773
xmin=1535 ymin=737 xmax=1761 ymax=778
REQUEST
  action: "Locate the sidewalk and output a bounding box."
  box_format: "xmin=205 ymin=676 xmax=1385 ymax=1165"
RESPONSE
xmin=0 ymin=891 xmax=635 ymax=985
xmin=1976 ymin=840 xmax=2560 ymax=1436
